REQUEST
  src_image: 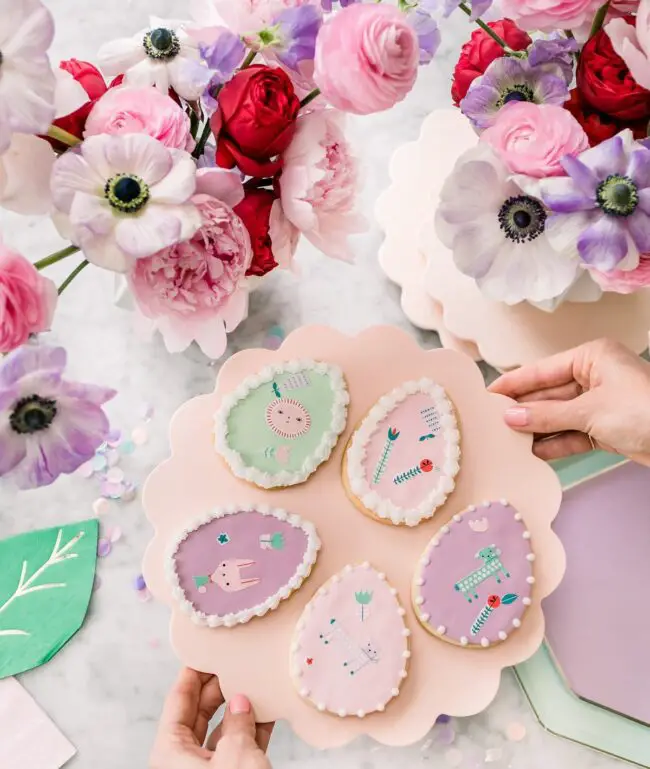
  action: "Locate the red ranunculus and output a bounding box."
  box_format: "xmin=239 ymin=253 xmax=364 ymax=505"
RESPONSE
xmin=577 ymin=17 xmax=650 ymax=122
xmin=235 ymin=189 xmax=280 ymax=278
xmin=565 ymin=88 xmax=647 ymax=146
xmin=53 ymin=60 xmax=107 ymax=143
xmin=451 ymin=19 xmax=532 ymax=105
xmin=212 ymin=65 xmax=301 ymax=177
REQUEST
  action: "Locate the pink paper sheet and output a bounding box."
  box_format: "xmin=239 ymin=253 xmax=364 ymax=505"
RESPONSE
xmin=0 ymin=678 xmax=76 ymax=769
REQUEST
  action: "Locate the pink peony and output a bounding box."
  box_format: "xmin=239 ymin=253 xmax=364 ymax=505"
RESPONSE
xmin=591 ymin=256 xmax=650 ymax=293
xmin=313 ymin=4 xmax=419 ymax=115
xmin=481 ymin=103 xmax=589 ymax=178
xmin=85 ymin=86 xmax=195 ymax=152
xmin=280 ymin=109 xmax=366 ymax=261
xmin=606 ymin=0 xmax=650 ymax=90
xmin=500 ymin=0 xmax=603 ymax=32
xmin=127 ymin=194 xmax=252 ymax=358
xmin=0 ymin=242 xmax=57 ymax=354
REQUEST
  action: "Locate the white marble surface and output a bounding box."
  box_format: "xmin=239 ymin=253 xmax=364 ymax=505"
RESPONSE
xmin=0 ymin=2 xmax=626 ymax=767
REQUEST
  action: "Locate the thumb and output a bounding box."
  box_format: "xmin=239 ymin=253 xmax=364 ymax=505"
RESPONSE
xmin=503 ymin=396 xmax=592 ymax=436
xmin=211 ymin=695 xmax=258 ymax=767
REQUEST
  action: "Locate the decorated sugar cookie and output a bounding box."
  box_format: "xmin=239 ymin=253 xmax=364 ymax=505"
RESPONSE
xmin=345 ymin=378 xmax=460 ymax=526
xmin=167 ymin=505 xmax=320 ymax=627
xmin=413 ymin=501 xmax=534 ymax=647
xmin=215 ymin=360 xmax=349 ymax=488
xmin=291 ymin=563 xmax=410 ymax=718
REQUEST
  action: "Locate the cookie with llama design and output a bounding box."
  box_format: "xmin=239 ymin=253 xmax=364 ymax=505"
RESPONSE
xmin=413 ymin=501 xmax=535 ymax=648
xmin=345 ymin=378 xmax=460 ymax=526
xmin=291 ymin=563 xmax=410 ymax=718
xmin=215 ymin=360 xmax=349 ymax=489
xmin=168 ymin=505 xmax=320 ymax=627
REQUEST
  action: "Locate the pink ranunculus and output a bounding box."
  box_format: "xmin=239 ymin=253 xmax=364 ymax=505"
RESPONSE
xmin=480 ymin=102 xmax=589 ymax=178
xmin=500 ymin=0 xmax=603 ymax=32
xmin=313 ymin=4 xmax=419 ymax=115
xmin=591 ymin=256 xmax=650 ymax=293
xmin=127 ymin=194 xmax=252 ymax=358
xmin=279 ymin=109 xmax=366 ymax=261
xmin=0 ymin=243 xmax=57 ymax=353
xmin=85 ymin=86 xmax=195 ymax=152
xmin=606 ymin=0 xmax=650 ymax=90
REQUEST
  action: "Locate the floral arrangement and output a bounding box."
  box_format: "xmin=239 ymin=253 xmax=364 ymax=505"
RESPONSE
xmin=0 ymin=0 xmax=442 ymax=490
xmin=434 ymin=0 xmax=650 ymax=309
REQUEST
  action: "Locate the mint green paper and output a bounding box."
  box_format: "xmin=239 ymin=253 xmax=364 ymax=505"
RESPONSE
xmin=0 ymin=519 xmax=99 ymax=679
xmin=515 ymin=452 xmax=649 ymax=767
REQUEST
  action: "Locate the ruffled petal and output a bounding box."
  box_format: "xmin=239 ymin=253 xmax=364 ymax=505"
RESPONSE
xmin=149 ymin=151 xmax=196 ymax=203
xmin=577 ymin=215 xmax=628 ymax=269
xmin=195 ymin=167 xmax=244 ymax=208
xmin=167 ymin=55 xmax=211 ymax=101
xmin=451 ymin=214 xmax=502 ymax=279
xmin=0 ymin=345 xmax=66 ymax=388
xmin=627 ymin=149 xmax=650 ymax=190
xmin=51 ymin=150 xmax=103 ymax=214
xmin=627 ymin=208 xmax=650 ymax=253
xmin=97 ymin=34 xmax=145 ymax=76
xmin=105 ymin=134 xmax=173 ymax=184
xmin=0 ymin=423 xmax=27 ymax=477
xmin=114 ymin=203 xmax=183 ymax=258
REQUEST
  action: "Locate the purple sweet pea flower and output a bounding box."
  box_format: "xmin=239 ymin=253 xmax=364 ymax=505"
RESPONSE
xmin=442 ymin=0 xmax=493 ymax=21
xmin=200 ymin=29 xmax=246 ymax=111
xmin=321 ymin=0 xmax=358 ymax=11
xmin=461 ymin=56 xmax=569 ymax=130
xmin=0 ymin=345 xmax=116 ymax=489
xmin=540 ymin=132 xmax=650 ymax=272
xmin=271 ymin=5 xmax=322 ymax=71
xmin=528 ymin=34 xmax=579 ymax=86
xmin=408 ymin=8 xmax=441 ymax=65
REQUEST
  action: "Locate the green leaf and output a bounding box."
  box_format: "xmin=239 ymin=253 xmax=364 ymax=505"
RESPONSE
xmin=501 ymin=593 xmax=519 ymax=605
xmin=0 ymin=520 xmax=98 ymax=679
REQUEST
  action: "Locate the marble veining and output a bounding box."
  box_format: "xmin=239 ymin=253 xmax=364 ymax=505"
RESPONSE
xmin=0 ymin=1 xmax=618 ymax=767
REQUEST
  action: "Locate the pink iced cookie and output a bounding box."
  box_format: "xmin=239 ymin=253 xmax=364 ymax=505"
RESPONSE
xmin=291 ymin=563 xmax=410 ymax=718
xmin=413 ymin=501 xmax=535 ymax=648
xmin=345 ymin=379 xmax=461 ymax=526
xmin=168 ymin=505 xmax=321 ymax=627
xmin=266 ymin=398 xmax=311 ymax=439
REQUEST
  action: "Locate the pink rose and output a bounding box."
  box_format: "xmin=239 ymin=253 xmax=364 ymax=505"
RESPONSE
xmin=0 ymin=243 xmax=57 ymax=353
xmin=127 ymin=194 xmax=252 ymax=359
xmin=280 ymin=109 xmax=366 ymax=261
xmin=500 ymin=0 xmax=603 ymax=32
xmin=481 ymin=103 xmax=589 ymax=178
xmin=606 ymin=0 xmax=650 ymax=90
xmin=85 ymin=86 xmax=195 ymax=151
xmin=313 ymin=4 xmax=419 ymax=115
xmin=591 ymin=256 xmax=650 ymax=293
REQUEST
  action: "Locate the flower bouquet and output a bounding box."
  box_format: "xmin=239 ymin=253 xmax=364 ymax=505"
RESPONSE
xmin=434 ymin=0 xmax=650 ymax=310
xmin=0 ymin=0 xmax=444 ymax=490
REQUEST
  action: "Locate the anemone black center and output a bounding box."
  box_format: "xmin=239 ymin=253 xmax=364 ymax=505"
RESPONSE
xmin=504 ymin=91 xmax=528 ymax=104
xmin=498 ymin=84 xmax=535 ymax=109
xmin=143 ymin=27 xmax=180 ymax=60
xmin=113 ymin=177 xmax=142 ymax=204
xmin=105 ymin=173 xmax=150 ymax=214
xmin=10 ymin=395 xmax=57 ymax=435
xmin=596 ymin=174 xmax=639 ymax=217
xmin=498 ymin=195 xmax=547 ymax=244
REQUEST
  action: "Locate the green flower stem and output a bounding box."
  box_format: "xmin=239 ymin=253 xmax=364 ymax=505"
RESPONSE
xmin=33 ymin=245 xmax=80 ymax=271
xmin=241 ymin=49 xmax=257 ymax=69
xmin=458 ymin=3 xmax=510 ymax=50
xmin=300 ymin=88 xmax=321 ymax=108
xmin=589 ymin=1 xmax=611 ymax=39
xmin=192 ymin=120 xmax=213 ymax=159
xmin=189 ymin=109 xmax=200 ymax=140
xmin=47 ymin=125 xmax=82 ymax=148
xmin=58 ymin=260 xmax=89 ymax=296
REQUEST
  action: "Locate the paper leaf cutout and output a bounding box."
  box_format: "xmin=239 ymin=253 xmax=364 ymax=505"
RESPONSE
xmin=501 ymin=593 xmax=519 ymax=605
xmin=0 ymin=520 xmax=99 ymax=679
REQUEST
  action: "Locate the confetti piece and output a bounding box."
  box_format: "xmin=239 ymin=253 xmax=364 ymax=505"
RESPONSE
xmin=505 ymin=722 xmax=526 ymax=742
xmin=108 ymin=527 xmax=122 ymax=544
xmin=436 ymin=714 xmax=451 ymax=724
xmin=106 ymin=467 xmax=125 ymax=484
xmin=106 ymin=449 xmax=121 ymax=467
xmin=132 ymin=426 xmax=149 ymax=446
xmin=93 ymin=575 xmax=102 ymax=591
xmin=445 ymin=748 xmax=463 ymax=767
xmin=140 ymin=402 xmax=155 ymax=422
xmin=92 ymin=498 xmax=110 ymax=517
xmin=96 ymin=441 xmax=109 ymax=454
xmin=420 ymin=739 xmax=434 ymax=754
xmin=134 ymin=575 xmax=147 ymax=591
xmin=101 ymin=480 xmax=124 ymax=499
xmin=268 ymin=324 xmax=285 ymax=339
xmin=107 ymin=428 xmax=122 ymax=444
xmin=119 ymin=439 xmax=136 ymax=455
xmin=263 ymin=335 xmax=282 ymax=350
xmin=97 ymin=539 xmax=112 ymax=558
xmin=138 ymin=589 xmax=152 ymax=603
xmin=436 ymin=725 xmax=456 ymax=746
xmin=78 ymin=461 xmax=94 ymax=479
xmin=92 ymin=454 xmax=108 ymax=472
xmin=485 ymin=748 xmax=503 ymax=763
xmin=121 ymin=483 xmax=137 ymax=502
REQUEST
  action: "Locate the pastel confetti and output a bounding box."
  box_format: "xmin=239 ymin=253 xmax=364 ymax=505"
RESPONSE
xmin=132 ymin=426 xmax=149 ymax=446
xmin=108 ymin=526 xmax=122 ymax=543
xmin=121 ymin=483 xmax=137 ymax=502
xmin=436 ymin=725 xmax=456 ymax=746
xmin=92 ymin=498 xmax=110 ymax=517
xmin=78 ymin=461 xmax=94 ymax=478
xmin=444 ymin=748 xmax=463 ymax=767
xmin=134 ymin=575 xmax=147 ymax=591
xmin=140 ymin=402 xmax=155 ymax=422
xmin=484 ymin=748 xmax=503 ymax=763
xmin=92 ymin=454 xmax=108 ymax=472
xmin=106 ymin=467 xmax=125 ymax=484
xmin=138 ymin=589 xmax=152 ymax=603
xmin=93 ymin=574 xmax=102 ymax=591
xmin=107 ymin=428 xmax=122 ymax=445
xmin=101 ymin=480 xmax=124 ymax=499
xmin=263 ymin=335 xmax=282 ymax=350
xmin=506 ymin=722 xmax=527 ymax=742
xmin=97 ymin=539 xmax=112 ymax=557
xmin=119 ymin=439 xmax=136 ymax=455
xmin=106 ymin=449 xmax=121 ymax=467
xmin=436 ymin=714 xmax=451 ymax=724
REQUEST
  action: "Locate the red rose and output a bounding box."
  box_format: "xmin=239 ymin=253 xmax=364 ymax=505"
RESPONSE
xmin=235 ymin=189 xmax=280 ymax=277
xmin=53 ymin=60 xmax=107 ymax=143
xmin=577 ymin=17 xmax=650 ymax=122
xmin=566 ymin=88 xmax=647 ymax=146
xmin=212 ymin=65 xmax=300 ymax=177
xmin=451 ymin=19 xmax=531 ymax=105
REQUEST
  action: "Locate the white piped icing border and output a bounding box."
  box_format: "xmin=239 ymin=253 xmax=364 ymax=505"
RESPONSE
xmin=166 ymin=504 xmax=321 ymax=628
xmin=214 ymin=359 xmax=349 ymax=489
xmin=346 ymin=378 xmax=461 ymax=526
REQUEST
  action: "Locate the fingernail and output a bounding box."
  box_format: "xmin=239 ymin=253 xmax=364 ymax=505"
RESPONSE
xmin=229 ymin=694 xmax=251 ymax=715
xmin=504 ymin=407 xmax=530 ymax=427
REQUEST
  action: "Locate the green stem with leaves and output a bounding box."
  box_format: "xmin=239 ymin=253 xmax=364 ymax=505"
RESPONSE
xmin=58 ymin=260 xmax=89 ymax=296
xmin=33 ymin=245 xmax=80 ymax=271
xmin=47 ymin=125 xmax=82 ymax=148
xmin=458 ymin=2 xmax=510 ymax=49
xmin=241 ymin=49 xmax=257 ymax=69
xmin=300 ymin=88 xmax=321 ymax=108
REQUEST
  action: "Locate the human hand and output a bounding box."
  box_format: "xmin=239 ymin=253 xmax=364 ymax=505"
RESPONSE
xmin=150 ymin=668 xmax=273 ymax=769
xmin=489 ymin=339 xmax=650 ymax=464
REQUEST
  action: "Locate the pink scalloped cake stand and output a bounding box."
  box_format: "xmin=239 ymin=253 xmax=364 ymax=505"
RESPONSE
xmin=142 ymin=326 xmax=564 ymax=748
xmin=376 ymin=110 xmax=650 ymax=371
